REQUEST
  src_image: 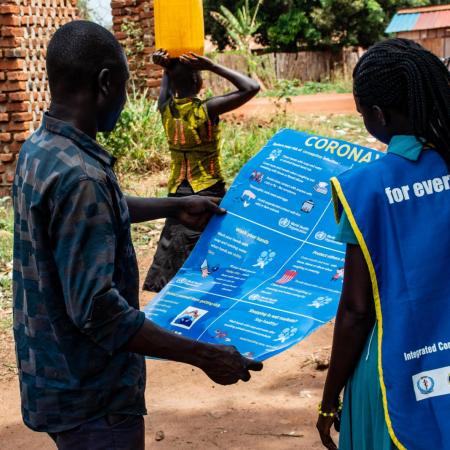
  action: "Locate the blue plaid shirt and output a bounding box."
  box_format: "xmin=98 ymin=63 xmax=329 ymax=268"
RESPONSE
xmin=13 ymin=114 xmax=146 ymax=433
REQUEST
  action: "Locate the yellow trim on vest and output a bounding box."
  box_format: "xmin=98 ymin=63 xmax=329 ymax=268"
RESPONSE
xmin=330 ymin=176 xmax=406 ymax=450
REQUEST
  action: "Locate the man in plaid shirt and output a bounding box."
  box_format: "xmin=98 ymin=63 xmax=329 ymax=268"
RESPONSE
xmin=13 ymin=21 xmax=262 ymax=450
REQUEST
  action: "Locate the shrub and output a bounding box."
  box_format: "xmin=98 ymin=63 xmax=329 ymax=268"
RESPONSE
xmin=98 ymin=89 xmax=169 ymax=174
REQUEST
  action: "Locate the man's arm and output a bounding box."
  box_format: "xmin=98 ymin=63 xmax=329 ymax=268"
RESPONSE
xmin=125 ymin=319 xmax=262 ymax=385
xmin=126 ymin=195 xmax=226 ymax=229
xmin=51 ymin=179 xmax=259 ymax=384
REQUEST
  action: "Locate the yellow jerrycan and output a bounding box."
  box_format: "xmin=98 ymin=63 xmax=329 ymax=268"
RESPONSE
xmin=154 ymin=0 xmax=205 ymax=58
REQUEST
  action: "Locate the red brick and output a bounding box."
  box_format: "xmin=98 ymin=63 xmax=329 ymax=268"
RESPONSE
xmin=6 ymin=121 xmax=29 ymax=131
xmin=0 ymin=5 xmax=20 ymax=14
xmin=7 ymin=71 xmax=28 ymax=81
xmin=5 ymin=102 xmax=30 ymax=112
xmin=2 ymin=81 xmax=27 ymax=92
xmin=0 ymin=164 xmax=5 ymax=174
xmin=6 ymin=173 xmax=15 ymax=183
xmin=3 ymin=48 xmax=26 ymax=58
xmin=11 ymin=112 xmax=32 ymax=122
xmin=13 ymin=132 xmax=29 ymax=142
xmin=0 ymin=59 xmax=24 ymax=70
xmin=8 ymin=92 xmax=28 ymax=102
xmin=0 ymin=94 xmax=6 ymax=102
xmin=1 ymin=27 xmax=24 ymax=38
xmin=0 ymin=15 xmax=20 ymax=26
xmin=146 ymin=79 xmax=160 ymax=88
xmin=0 ymin=37 xmax=21 ymax=48
xmin=0 ymin=72 xmax=5 ymax=81
xmin=0 ymin=153 xmax=13 ymax=163
xmin=0 ymin=113 xmax=8 ymax=122
xmin=7 ymin=142 xmax=22 ymax=154
xmin=0 ymin=133 xmax=11 ymax=142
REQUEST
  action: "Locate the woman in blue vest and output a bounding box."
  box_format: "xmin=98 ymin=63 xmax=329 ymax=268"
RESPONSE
xmin=316 ymin=39 xmax=450 ymax=450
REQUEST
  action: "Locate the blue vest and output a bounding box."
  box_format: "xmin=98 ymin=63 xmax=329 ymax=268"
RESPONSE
xmin=331 ymin=149 xmax=450 ymax=450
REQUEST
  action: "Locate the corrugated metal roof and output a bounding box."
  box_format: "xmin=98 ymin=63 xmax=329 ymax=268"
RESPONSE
xmin=386 ymin=13 xmax=419 ymax=33
xmin=386 ymin=9 xmax=450 ymax=33
xmin=398 ymin=5 xmax=450 ymax=15
xmin=415 ymin=10 xmax=450 ymax=30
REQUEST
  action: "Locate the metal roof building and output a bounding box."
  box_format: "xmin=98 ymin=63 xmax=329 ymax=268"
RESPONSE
xmin=386 ymin=4 xmax=450 ymax=57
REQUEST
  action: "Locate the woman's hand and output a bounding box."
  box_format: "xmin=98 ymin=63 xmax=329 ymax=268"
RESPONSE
xmin=153 ymin=49 xmax=170 ymax=68
xmin=317 ymin=411 xmax=340 ymax=450
xmin=179 ymin=53 xmax=216 ymax=71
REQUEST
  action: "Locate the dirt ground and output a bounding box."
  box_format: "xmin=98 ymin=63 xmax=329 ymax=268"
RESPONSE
xmin=0 ymin=99 xmax=355 ymax=449
xmin=228 ymin=94 xmax=356 ymax=118
xmin=0 ymin=244 xmax=337 ymax=450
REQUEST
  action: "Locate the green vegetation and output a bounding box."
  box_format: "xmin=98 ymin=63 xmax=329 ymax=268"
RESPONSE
xmin=260 ymin=79 xmax=352 ymax=98
xmin=205 ymin=0 xmax=446 ymax=51
xmin=0 ymin=198 xmax=13 ymax=331
xmin=220 ymin=114 xmax=377 ymax=183
xmin=98 ymin=89 xmax=170 ymax=175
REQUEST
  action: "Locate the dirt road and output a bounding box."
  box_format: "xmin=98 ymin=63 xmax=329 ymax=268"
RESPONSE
xmin=0 ymin=252 xmax=337 ymax=450
xmin=0 ymin=323 xmax=335 ymax=450
xmin=228 ymin=93 xmax=356 ymax=118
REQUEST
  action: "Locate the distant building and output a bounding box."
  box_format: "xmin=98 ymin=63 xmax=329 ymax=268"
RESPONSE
xmin=386 ymin=4 xmax=450 ymax=57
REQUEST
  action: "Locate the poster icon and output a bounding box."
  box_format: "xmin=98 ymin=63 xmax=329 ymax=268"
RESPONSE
xmin=171 ymin=307 xmax=208 ymax=330
xmin=301 ymin=200 xmax=315 ymax=213
xmin=241 ymin=190 xmax=257 ymax=208
xmin=315 ymin=231 xmax=327 ymax=241
xmin=267 ymin=149 xmax=282 ymax=161
xmin=214 ymin=329 xmax=231 ymax=342
xmin=314 ymin=182 xmax=329 ymax=195
xmin=253 ymin=250 xmax=276 ymax=269
xmin=309 ymin=296 xmax=333 ymax=308
xmin=274 ymin=327 xmax=299 ymax=343
xmin=200 ymin=259 xmax=220 ymax=278
xmin=331 ymin=267 xmax=345 ymax=281
xmin=279 ymin=217 xmax=290 ymax=228
xmin=250 ymin=170 xmax=264 ymax=183
xmin=276 ymin=270 xmax=298 ymax=285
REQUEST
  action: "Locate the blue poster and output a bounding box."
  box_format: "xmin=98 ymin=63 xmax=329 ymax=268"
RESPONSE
xmin=144 ymin=129 xmax=380 ymax=360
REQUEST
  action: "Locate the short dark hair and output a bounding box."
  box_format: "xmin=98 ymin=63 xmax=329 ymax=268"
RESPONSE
xmin=353 ymin=38 xmax=450 ymax=164
xmin=47 ymin=20 xmax=127 ymax=96
xmin=168 ymin=59 xmax=202 ymax=94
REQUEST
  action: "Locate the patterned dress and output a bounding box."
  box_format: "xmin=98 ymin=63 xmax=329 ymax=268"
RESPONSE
xmin=143 ymin=97 xmax=226 ymax=292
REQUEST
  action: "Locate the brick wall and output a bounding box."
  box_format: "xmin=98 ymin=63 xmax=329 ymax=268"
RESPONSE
xmin=0 ymin=0 xmax=78 ymax=195
xmin=111 ymin=0 xmax=161 ymax=93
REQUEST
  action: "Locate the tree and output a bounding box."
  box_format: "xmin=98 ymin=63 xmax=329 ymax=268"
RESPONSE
xmin=210 ymin=0 xmax=263 ymax=54
xmin=205 ymin=0 xmax=447 ymax=51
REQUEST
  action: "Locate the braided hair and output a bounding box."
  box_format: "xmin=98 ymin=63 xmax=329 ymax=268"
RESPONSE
xmin=353 ymin=38 xmax=450 ymax=166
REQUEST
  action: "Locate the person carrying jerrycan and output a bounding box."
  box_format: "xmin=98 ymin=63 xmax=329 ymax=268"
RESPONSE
xmin=143 ymin=50 xmax=260 ymax=292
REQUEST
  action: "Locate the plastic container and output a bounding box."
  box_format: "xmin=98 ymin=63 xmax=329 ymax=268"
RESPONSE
xmin=154 ymin=0 xmax=205 ymax=58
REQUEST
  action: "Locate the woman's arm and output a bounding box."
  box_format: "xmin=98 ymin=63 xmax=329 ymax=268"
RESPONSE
xmin=317 ymin=243 xmax=376 ymax=450
xmin=179 ymin=53 xmax=260 ymax=120
xmin=152 ymin=49 xmax=172 ymax=110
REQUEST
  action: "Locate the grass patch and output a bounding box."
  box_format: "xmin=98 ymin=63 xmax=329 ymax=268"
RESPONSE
xmin=0 ymin=198 xmax=13 ymax=331
xmin=221 ymin=114 xmax=380 ymax=182
xmin=98 ymin=89 xmax=170 ymax=175
xmin=260 ymin=79 xmax=352 ymax=98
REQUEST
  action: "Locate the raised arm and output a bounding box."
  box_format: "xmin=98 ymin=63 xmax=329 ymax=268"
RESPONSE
xmin=152 ymin=49 xmax=172 ymax=110
xmin=317 ymin=244 xmax=375 ymax=450
xmin=179 ymin=53 xmax=260 ymax=120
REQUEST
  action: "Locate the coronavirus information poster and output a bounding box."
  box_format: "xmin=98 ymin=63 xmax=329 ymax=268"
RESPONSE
xmin=144 ymin=129 xmax=380 ymax=360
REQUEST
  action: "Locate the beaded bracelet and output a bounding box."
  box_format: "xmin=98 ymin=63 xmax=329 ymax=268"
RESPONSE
xmin=318 ymin=400 xmax=343 ymax=418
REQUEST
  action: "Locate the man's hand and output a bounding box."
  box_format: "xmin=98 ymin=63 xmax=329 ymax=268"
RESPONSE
xmin=153 ymin=48 xmax=170 ymax=68
xmin=197 ymin=344 xmax=263 ymax=385
xmin=179 ymin=52 xmax=216 ymax=71
xmin=175 ymin=196 xmax=226 ymax=230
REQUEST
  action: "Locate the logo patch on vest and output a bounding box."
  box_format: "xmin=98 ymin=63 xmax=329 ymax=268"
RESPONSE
xmin=413 ymin=366 xmax=450 ymax=401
